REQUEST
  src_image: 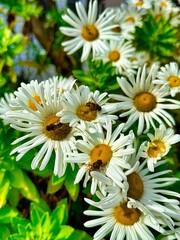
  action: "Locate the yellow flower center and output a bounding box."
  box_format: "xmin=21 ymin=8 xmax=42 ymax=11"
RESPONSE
xmin=108 ymin=50 xmax=120 ymax=62
xmin=134 ymin=92 xmax=156 ymax=112
xmin=90 ymin=144 xmax=112 ymax=166
xmin=76 ymin=103 xmax=98 ymax=121
xmin=127 ymin=172 xmax=144 ymax=200
xmin=43 ymin=115 xmax=71 ymax=141
xmin=125 ymin=16 xmax=135 ymax=23
xmin=82 ymin=24 xmax=99 ymax=41
xmin=113 ymin=202 xmax=141 ymax=225
xmin=135 ymin=1 xmax=143 ymax=7
xmin=168 ymin=76 xmax=180 ymax=88
xmin=28 ymin=95 xmax=42 ymax=111
xmin=147 ymin=140 xmax=166 ymax=158
xmin=160 ymin=1 xmax=168 ymax=7
xmin=112 ymin=26 xmax=121 ymax=33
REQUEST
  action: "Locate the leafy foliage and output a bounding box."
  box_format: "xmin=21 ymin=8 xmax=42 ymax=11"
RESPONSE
xmin=133 ymin=14 xmax=178 ymax=63
xmin=0 ymin=18 xmax=26 ymax=88
xmin=8 ymin=199 xmax=92 ymax=240
xmin=73 ymin=60 xmax=120 ymax=92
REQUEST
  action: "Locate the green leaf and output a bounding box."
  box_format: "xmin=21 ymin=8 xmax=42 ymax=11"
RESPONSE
xmin=11 ymin=217 xmax=29 ymax=233
xmin=17 ymin=224 xmax=27 ymax=235
xmin=0 ymin=207 xmax=19 ymax=224
xmin=7 ymin=187 xmax=19 ymax=207
xmin=51 ymin=198 xmax=68 ymax=230
xmin=47 ymin=174 xmax=65 ymax=194
xmin=8 ymin=234 xmax=25 ymax=240
xmin=55 ymin=225 xmax=74 ymax=239
xmin=0 ymin=224 xmax=10 ymax=240
xmin=69 ymin=229 xmax=92 ymax=240
xmin=0 ymin=175 xmax=10 ymax=208
xmin=8 ymin=168 xmax=24 ymax=189
xmin=30 ymin=202 xmax=45 ymax=227
xmin=19 ymin=172 xmax=40 ymax=203
xmin=41 ymin=212 xmax=51 ymax=233
xmin=65 ymin=166 xmax=79 ymax=201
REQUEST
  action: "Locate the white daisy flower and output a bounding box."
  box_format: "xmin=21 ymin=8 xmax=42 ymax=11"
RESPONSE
xmin=120 ymin=4 xmax=146 ymax=29
xmin=0 ymin=93 xmax=16 ymax=124
xmin=57 ymin=85 xmax=118 ymax=128
xmin=150 ymin=0 xmax=180 ymax=24
xmin=47 ymin=75 xmax=76 ymax=96
xmin=108 ymin=8 xmax=136 ymax=40
xmin=6 ymin=79 xmax=79 ymax=177
xmin=139 ymin=124 xmax=180 ymax=171
xmin=65 ymin=122 xmax=135 ymax=194
xmin=153 ymin=62 xmax=180 ymax=97
xmin=129 ymin=0 xmax=153 ymax=9
xmin=84 ymin=196 xmax=165 ymax=240
xmin=109 ymin=64 xmax=180 ymax=135
xmin=154 ymin=0 xmax=176 ymax=12
xmin=130 ymin=51 xmax=151 ymax=70
xmin=94 ymin=39 xmax=136 ymax=74
xmin=11 ymin=80 xmax=44 ymax=111
xmin=92 ymin=158 xmax=180 ymax=232
xmin=60 ymin=0 xmax=119 ymax=62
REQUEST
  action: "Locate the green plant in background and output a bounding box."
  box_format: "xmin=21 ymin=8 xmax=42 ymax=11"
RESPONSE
xmin=73 ymin=60 xmax=119 ymax=92
xmin=133 ymin=13 xmax=179 ymax=64
xmin=0 ymin=18 xmax=26 ymax=88
xmin=0 ymin=0 xmax=42 ymax=20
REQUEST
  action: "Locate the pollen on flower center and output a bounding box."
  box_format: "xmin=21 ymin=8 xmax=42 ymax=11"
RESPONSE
xmin=135 ymin=1 xmax=143 ymax=7
xmin=125 ymin=16 xmax=135 ymax=23
xmin=147 ymin=140 xmax=166 ymax=158
xmin=43 ymin=115 xmax=71 ymax=141
xmin=127 ymin=172 xmax=144 ymax=200
xmin=76 ymin=104 xmax=97 ymax=121
xmin=82 ymin=24 xmax=99 ymax=41
xmin=134 ymin=92 xmax=157 ymax=112
xmin=108 ymin=50 xmax=120 ymax=62
xmin=168 ymin=76 xmax=180 ymax=88
xmin=28 ymin=95 xmax=42 ymax=111
xmin=90 ymin=144 xmax=112 ymax=166
xmin=113 ymin=202 xmax=141 ymax=225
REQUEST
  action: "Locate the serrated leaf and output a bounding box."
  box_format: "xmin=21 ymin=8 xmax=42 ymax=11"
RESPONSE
xmin=0 ymin=207 xmax=19 ymax=224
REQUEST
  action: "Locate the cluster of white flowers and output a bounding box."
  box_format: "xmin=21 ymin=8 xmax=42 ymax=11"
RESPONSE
xmin=0 ymin=61 xmax=179 ymax=239
xmin=60 ymin=0 xmax=180 ymax=74
xmin=0 ymin=0 xmax=179 ymax=239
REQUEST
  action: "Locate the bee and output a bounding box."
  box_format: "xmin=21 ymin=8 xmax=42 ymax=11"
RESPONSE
xmin=86 ymin=98 xmax=102 ymax=111
xmin=90 ymin=159 xmax=103 ymax=172
xmin=46 ymin=121 xmax=63 ymax=131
